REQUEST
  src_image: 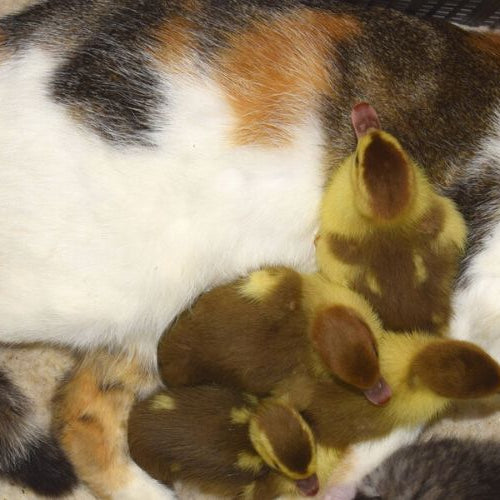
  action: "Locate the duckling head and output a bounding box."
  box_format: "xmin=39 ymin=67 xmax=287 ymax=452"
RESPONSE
xmin=311 ymin=304 xmax=392 ymax=406
xmin=350 ymin=103 xmax=416 ymax=223
xmin=249 ymin=401 xmax=319 ymax=496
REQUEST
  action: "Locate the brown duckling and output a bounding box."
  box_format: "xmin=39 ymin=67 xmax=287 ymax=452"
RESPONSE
xmin=128 ymin=386 xmax=319 ymax=499
xmin=315 ymin=103 xmax=467 ymax=334
xmin=158 ymin=267 xmax=391 ymax=406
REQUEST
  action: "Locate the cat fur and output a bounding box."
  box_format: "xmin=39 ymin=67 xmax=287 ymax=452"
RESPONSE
xmin=0 ymin=1 xmax=500 ymax=497
xmin=355 ymin=438 xmax=500 ymax=500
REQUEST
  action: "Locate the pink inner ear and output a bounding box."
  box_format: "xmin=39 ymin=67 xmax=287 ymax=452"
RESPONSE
xmin=351 ymin=102 xmax=381 ymax=138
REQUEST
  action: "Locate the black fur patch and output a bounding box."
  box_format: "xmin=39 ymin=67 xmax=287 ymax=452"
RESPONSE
xmin=50 ymin=1 xmax=170 ymax=145
xmin=5 ymin=435 xmax=78 ymax=497
xmin=0 ymin=369 xmax=78 ymax=496
xmin=1 ymin=0 xmax=171 ymax=145
xmin=0 ymin=369 xmax=31 ymax=470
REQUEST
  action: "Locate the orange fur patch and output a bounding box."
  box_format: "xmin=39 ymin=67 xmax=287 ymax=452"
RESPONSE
xmin=468 ymin=31 xmax=500 ymax=57
xmin=55 ymin=370 xmax=131 ymax=497
xmin=217 ymin=11 xmax=361 ymax=146
xmin=53 ymin=352 xmax=158 ymax=498
xmin=152 ymin=0 xmax=202 ymax=69
xmin=152 ymin=16 xmax=197 ymax=69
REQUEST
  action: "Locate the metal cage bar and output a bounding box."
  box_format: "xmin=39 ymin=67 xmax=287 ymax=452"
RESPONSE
xmin=342 ymin=0 xmax=500 ymax=27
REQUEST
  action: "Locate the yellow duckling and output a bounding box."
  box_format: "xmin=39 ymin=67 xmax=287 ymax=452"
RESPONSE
xmin=285 ymin=330 xmax=500 ymax=487
xmin=128 ymin=386 xmax=319 ymax=499
xmin=159 ymin=267 xmax=391 ymax=406
xmin=316 ymin=103 xmax=467 ymax=334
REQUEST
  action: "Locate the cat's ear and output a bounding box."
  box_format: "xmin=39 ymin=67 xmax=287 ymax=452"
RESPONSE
xmin=311 ymin=305 xmax=391 ymax=405
xmin=411 ymin=340 xmax=500 ymax=399
xmin=351 ymin=102 xmax=381 ymax=138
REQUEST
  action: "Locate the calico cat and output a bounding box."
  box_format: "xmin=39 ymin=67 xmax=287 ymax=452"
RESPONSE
xmin=355 ymin=438 xmax=500 ymax=500
xmin=1 ymin=0 xmax=500 ymax=498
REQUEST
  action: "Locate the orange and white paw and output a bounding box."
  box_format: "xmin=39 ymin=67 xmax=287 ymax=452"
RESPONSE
xmin=113 ymin=463 xmax=175 ymax=500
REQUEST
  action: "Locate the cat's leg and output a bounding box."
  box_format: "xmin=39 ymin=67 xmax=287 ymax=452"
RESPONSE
xmin=53 ymin=350 xmax=174 ymax=499
xmin=451 ymin=221 xmax=500 ymax=361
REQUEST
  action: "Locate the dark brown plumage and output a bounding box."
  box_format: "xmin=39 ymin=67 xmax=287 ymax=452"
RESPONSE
xmin=128 ymin=386 xmax=318 ymax=499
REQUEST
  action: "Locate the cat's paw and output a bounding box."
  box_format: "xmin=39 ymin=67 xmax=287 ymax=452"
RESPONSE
xmin=113 ymin=463 xmax=176 ymax=500
xmin=322 ymin=482 xmax=357 ymax=500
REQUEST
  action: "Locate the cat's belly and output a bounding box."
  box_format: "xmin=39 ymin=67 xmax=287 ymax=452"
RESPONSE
xmin=449 ymin=113 xmax=500 ymax=362
xmin=0 ymin=50 xmax=324 ymax=360
xmin=451 ymin=220 xmax=500 ymax=362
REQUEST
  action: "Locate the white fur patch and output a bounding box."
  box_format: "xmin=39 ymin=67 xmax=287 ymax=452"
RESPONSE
xmin=113 ymin=463 xmax=175 ymax=500
xmin=451 ymin=221 xmax=500 ymax=361
xmin=450 ymin=109 xmax=500 ymax=362
xmin=0 ymin=49 xmax=325 ymax=364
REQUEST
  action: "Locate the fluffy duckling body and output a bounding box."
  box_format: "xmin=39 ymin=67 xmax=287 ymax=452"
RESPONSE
xmin=316 ymin=103 xmax=467 ymax=334
xmin=128 ymin=386 xmax=319 ymax=499
xmin=159 ymin=267 xmax=389 ymax=405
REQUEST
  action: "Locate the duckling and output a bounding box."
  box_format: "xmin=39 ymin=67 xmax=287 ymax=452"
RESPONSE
xmin=158 ymin=267 xmax=391 ymax=406
xmin=128 ymin=386 xmax=319 ymax=499
xmin=299 ymin=332 xmax=500 ymax=451
xmin=315 ymin=103 xmax=467 ymax=334
xmin=272 ymin=332 xmax=500 ymax=487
